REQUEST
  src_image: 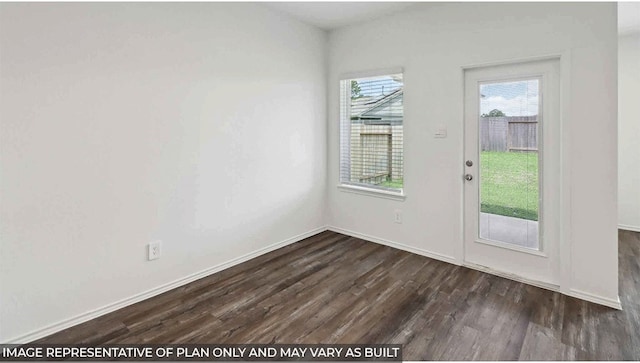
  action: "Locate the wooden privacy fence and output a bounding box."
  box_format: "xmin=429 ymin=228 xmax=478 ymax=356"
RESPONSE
xmin=480 ymin=116 xmax=538 ymax=152
xmin=349 ymin=123 xmax=403 ymax=183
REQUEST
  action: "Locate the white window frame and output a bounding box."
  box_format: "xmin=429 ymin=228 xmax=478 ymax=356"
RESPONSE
xmin=338 ymin=67 xmax=406 ymax=201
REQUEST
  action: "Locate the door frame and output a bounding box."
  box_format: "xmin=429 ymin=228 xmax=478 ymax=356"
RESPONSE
xmin=458 ymin=54 xmax=571 ymax=292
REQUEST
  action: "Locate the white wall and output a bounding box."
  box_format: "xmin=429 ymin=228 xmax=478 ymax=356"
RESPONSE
xmin=0 ymin=3 xmax=327 ymax=342
xmin=327 ymin=3 xmax=618 ymax=304
xmin=618 ymin=33 xmax=640 ymax=232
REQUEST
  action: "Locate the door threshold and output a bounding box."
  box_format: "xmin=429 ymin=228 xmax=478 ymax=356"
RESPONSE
xmin=463 ymin=261 xmax=559 ymax=293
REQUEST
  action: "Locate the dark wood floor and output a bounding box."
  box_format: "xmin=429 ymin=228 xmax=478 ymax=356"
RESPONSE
xmin=37 ymin=230 xmax=640 ymax=360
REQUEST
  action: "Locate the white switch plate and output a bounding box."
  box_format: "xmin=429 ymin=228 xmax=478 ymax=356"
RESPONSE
xmin=435 ymin=125 xmax=447 ymax=138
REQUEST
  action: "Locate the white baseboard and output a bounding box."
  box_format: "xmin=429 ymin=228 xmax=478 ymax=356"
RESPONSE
xmin=619 ymin=224 xmax=640 ymax=233
xmin=567 ymin=289 xmax=622 ymax=310
xmin=4 ymin=226 xmax=328 ymax=344
xmin=327 ymin=226 xmax=459 ymax=265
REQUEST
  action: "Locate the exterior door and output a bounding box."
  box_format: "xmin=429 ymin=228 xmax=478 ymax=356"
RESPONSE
xmin=463 ymin=59 xmax=561 ymax=286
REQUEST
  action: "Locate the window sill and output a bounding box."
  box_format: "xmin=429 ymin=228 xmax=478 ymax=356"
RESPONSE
xmin=337 ymin=184 xmax=406 ymax=201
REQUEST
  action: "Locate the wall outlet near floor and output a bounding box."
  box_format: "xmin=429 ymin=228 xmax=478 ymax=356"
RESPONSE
xmin=394 ymin=209 xmax=403 ymax=224
xmin=148 ymin=240 xmax=161 ymax=261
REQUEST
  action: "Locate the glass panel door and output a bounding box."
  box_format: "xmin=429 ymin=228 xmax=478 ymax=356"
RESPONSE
xmin=464 ymin=58 xmax=560 ymax=285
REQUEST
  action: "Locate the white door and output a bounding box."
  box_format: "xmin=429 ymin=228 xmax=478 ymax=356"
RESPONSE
xmin=463 ymin=59 xmax=561 ymax=286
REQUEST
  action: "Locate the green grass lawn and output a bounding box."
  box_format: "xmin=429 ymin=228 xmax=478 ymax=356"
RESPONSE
xmin=380 ymin=178 xmax=403 ymax=189
xmin=481 ymin=151 xmax=539 ymax=221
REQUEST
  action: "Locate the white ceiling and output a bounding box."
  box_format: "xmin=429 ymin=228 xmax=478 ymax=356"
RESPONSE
xmin=266 ymin=2 xmax=415 ymax=30
xmin=269 ymin=2 xmax=640 ymax=35
xmin=619 ymin=2 xmax=640 ymax=35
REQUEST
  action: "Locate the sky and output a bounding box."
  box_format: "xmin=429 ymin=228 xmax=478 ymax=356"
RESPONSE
xmin=480 ymin=79 xmax=539 ymax=117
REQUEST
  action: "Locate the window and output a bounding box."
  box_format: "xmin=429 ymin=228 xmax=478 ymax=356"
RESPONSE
xmin=339 ymin=71 xmax=404 ymax=195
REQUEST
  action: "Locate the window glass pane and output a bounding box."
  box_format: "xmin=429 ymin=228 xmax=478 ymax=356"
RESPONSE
xmin=478 ymin=79 xmax=540 ymax=250
xmin=340 ymin=74 xmax=404 ymax=191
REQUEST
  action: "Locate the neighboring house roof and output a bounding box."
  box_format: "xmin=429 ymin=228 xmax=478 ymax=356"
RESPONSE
xmin=480 ymin=115 xmax=537 ymax=122
xmin=351 ymin=87 xmax=403 ymax=122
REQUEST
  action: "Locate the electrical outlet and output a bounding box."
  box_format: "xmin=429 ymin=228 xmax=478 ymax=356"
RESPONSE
xmin=148 ymin=240 xmax=161 ymax=261
xmin=394 ymin=209 xmax=403 ymax=224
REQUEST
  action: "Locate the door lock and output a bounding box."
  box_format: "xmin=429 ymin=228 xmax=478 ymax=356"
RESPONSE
xmin=466 ymin=160 xmax=473 ymax=167
xmin=465 ymin=174 xmax=473 ymax=181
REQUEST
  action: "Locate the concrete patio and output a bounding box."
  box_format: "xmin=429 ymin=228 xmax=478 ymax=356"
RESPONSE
xmin=480 ymin=212 xmax=539 ymax=249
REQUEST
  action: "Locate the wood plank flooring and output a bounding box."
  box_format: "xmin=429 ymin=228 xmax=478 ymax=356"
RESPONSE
xmin=37 ymin=230 xmax=640 ymax=360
